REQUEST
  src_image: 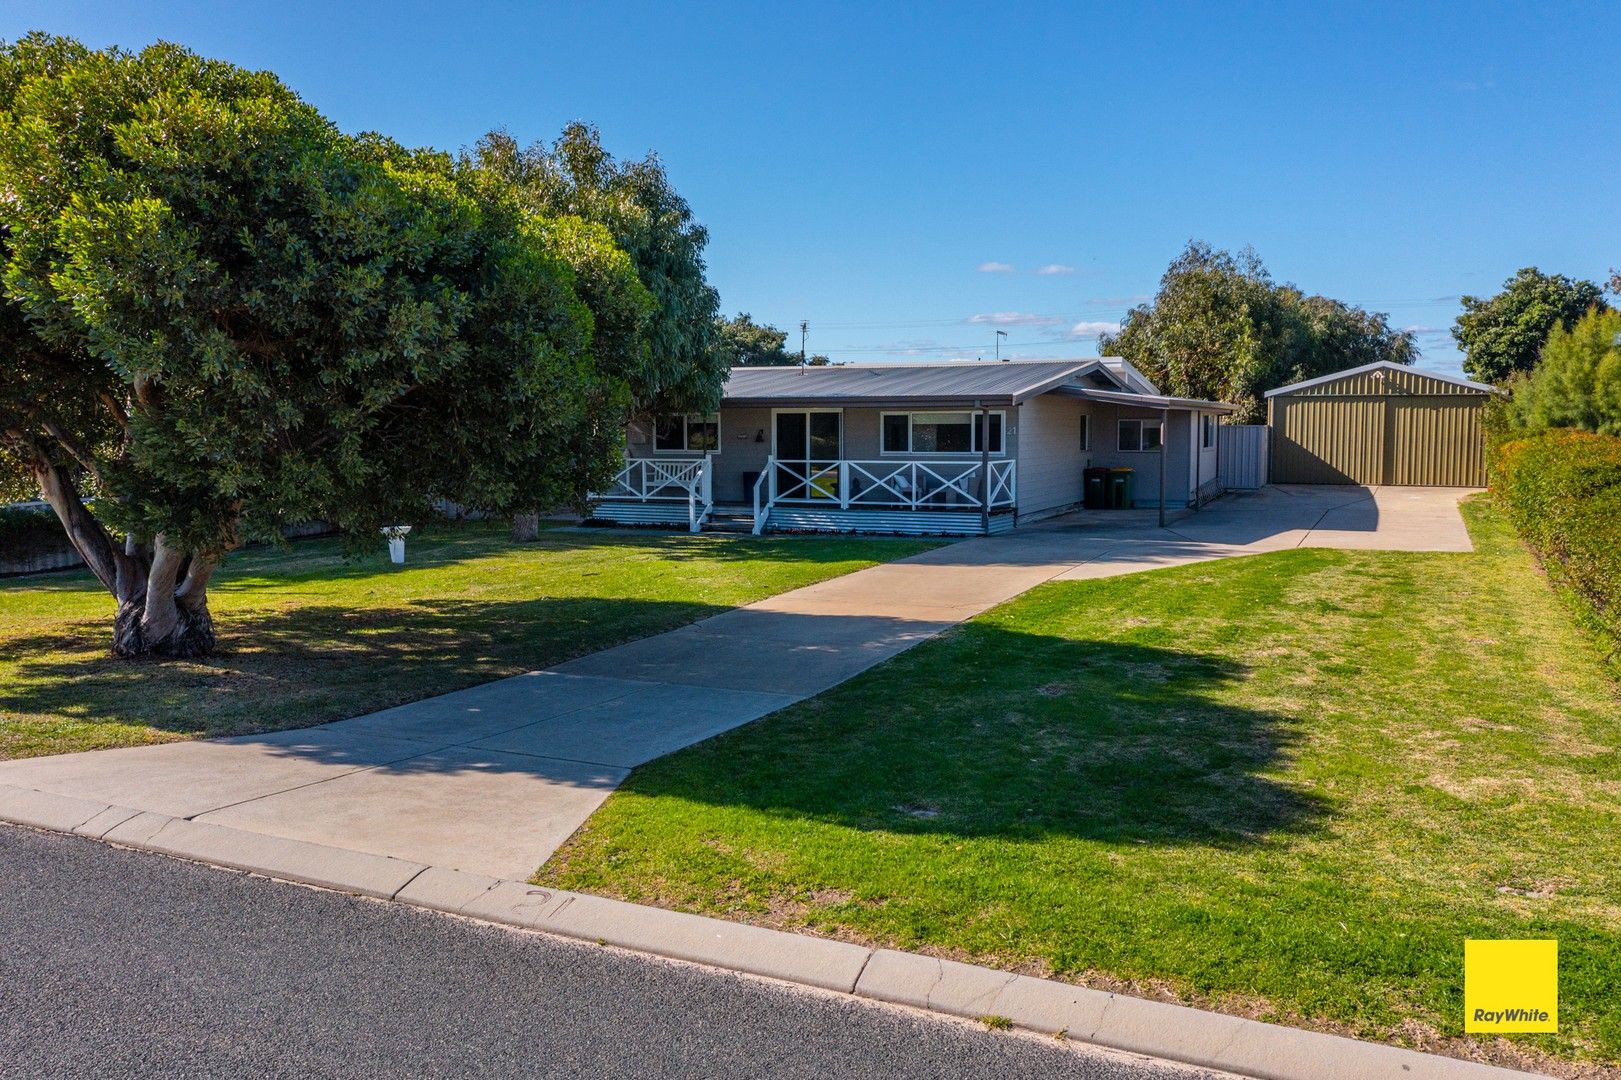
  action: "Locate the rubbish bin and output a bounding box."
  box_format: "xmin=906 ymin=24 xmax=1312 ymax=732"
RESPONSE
xmin=1083 ymin=467 xmax=1110 ymax=510
xmin=1108 ymin=467 xmax=1135 ymax=509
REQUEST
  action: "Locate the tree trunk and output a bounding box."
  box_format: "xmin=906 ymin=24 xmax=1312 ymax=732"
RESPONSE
xmin=511 ymin=512 xmax=541 ymax=542
xmin=30 ymin=456 xmax=218 ymax=660
xmin=110 ymin=536 xmax=218 ymax=659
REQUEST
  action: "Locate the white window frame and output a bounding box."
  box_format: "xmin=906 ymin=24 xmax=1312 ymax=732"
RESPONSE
xmin=879 ymin=410 xmax=1006 ymax=456
xmin=1201 ymin=413 xmax=1217 ymax=450
xmin=1079 ymin=413 xmax=1091 ymax=452
xmin=1117 ymin=418 xmax=1163 ymax=453
xmin=653 ymin=412 xmax=721 ymax=454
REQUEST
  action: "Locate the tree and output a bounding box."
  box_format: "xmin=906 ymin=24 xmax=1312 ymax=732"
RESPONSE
xmin=1098 ymin=242 xmax=1415 ymax=422
xmin=1500 ymin=307 xmax=1621 ymax=436
xmin=1452 ymin=267 xmax=1608 ymax=384
xmin=470 ymin=126 xmax=725 ymax=414
xmin=715 ymin=313 xmax=795 ymax=366
xmin=0 ymin=36 xmax=630 ymax=657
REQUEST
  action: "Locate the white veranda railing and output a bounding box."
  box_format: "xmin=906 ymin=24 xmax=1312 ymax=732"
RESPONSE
xmin=596 ymin=456 xmax=713 ymax=532
xmin=754 ymin=457 xmax=1015 ymax=533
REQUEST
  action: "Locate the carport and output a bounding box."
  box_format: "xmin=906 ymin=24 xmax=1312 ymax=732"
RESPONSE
xmin=1265 ymin=361 xmax=1498 ymax=486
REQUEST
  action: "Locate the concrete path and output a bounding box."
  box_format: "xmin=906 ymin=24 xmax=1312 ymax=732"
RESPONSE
xmin=0 ymin=485 xmax=1475 ymax=880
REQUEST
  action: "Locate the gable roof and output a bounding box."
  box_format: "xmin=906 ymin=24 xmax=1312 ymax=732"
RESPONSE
xmin=1264 ymin=360 xmax=1499 ymax=397
xmin=720 ymin=359 xmax=1098 ymax=408
xmin=1098 ymin=357 xmax=1161 ymax=395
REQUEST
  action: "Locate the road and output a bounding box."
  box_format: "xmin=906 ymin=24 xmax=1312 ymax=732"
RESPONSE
xmin=1 ymin=825 xmax=1225 ymax=1079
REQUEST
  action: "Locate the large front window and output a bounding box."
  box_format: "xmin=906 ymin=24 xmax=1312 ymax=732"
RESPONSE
xmin=882 ymin=411 xmax=1004 ymax=454
xmin=654 ymin=413 xmax=719 ymax=453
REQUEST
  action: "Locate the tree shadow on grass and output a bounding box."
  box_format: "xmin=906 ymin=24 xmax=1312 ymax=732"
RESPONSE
xmin=0 ymin=596 xmax=736 ymax=747
xmin=622 ymin=623 xmax=1333 ymax=848
xmin=3 ymin=591 xmax=1327 ymax=847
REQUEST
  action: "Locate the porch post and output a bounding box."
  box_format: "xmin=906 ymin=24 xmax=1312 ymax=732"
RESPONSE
xmin=1193 ymin=412 xmax=1202 ymax=509
xmin=978 ymin=399 xmax=990 ymax=535
xmin=1158 ymin=406 xmax=1169 ymax=528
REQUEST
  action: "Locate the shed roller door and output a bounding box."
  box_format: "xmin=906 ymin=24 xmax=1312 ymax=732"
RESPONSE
xmin=1386 ymin=397 xmax=1486 ymax=487
xmin=1270 ymin=396 xmax=1384 ymax=485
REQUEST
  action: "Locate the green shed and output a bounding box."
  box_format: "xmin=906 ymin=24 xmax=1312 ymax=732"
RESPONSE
xmin=1265 ymin=361 xmax=1498 ymax=487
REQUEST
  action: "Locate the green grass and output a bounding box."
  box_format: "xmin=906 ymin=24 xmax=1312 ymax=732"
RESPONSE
xmin=536 ymin=498 xmax=1621 ymax=1071
xmin=0 ymin=522 xmax=937 ymax=760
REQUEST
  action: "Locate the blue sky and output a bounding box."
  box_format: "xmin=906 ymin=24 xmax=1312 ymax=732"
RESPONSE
xmin=5 ymin=1 xmax=1617 ymax=376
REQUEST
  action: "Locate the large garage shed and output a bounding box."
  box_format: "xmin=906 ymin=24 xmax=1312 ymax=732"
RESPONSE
xmin=1266 ymin=361 xmax=1498 ymax=487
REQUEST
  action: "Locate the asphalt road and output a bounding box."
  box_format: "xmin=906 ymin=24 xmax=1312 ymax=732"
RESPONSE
xmin=1 ymin=824 xmax=1224 ymax=1080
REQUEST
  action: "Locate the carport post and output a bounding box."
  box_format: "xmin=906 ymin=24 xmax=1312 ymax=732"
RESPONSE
xmin=1158 ymin=406 xmax=1168 ymax=528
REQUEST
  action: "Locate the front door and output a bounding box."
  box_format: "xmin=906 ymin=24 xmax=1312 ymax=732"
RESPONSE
xmin=774 ymin=411 xmax=842 ymax=500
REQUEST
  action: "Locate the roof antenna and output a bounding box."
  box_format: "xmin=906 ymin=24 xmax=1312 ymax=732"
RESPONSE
xmin=995 ymin=329 xmax=1008 ymax=361
xmin=799 ymin=320 xmax=808 ymax=372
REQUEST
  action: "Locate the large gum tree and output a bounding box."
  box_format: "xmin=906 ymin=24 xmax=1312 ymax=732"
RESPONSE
xmin=0 ymin=35 xmax=662 ymax=658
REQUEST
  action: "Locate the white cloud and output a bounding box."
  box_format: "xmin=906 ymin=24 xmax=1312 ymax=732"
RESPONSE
xmin=968 ymin=311 xmax=1065 ymax=327
xmin=1035 ymin=264 xmax=1076 ymax=275
xmin=1067 ymin=320 xmax=1122 ymax=339
xmin=977 ymin=261 xmax=1015 ymax=273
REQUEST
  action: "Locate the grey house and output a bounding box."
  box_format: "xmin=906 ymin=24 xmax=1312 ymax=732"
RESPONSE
xmin=592 ymin=358 xmax=1236 ymax=535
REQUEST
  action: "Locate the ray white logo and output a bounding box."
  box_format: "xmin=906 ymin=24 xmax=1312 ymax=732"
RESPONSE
xmin=1464 ymin=940 xmax=1557 ymax=1034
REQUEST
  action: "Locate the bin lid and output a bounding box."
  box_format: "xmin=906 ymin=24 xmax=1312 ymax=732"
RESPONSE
xmin=1110 ymin=466 xmax=1134 ymax=474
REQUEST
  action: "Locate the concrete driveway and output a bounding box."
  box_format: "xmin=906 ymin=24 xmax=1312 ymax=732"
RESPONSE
xmin=0 ymin=484 xmax=1475 ymax=880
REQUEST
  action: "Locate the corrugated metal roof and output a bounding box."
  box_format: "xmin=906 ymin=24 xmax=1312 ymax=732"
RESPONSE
xmin=721 ymin=359 xmax=1095 ymax=407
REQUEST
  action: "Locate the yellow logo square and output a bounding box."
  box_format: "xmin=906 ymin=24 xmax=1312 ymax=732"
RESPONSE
xmin=1464 ymin=939 xmax=1557 ymax=1033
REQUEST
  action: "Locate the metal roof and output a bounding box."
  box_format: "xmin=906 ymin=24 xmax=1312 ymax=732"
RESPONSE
xmin=1051 ymin=386 xmax=1240 ymax=413
xmin=1263 ymin=360 xmax=1499 ymax=397
xmin=720 ymin=359 xmax=1098 ymax=407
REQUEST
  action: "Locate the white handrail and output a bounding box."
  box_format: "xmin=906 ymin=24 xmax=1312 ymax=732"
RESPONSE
xmin=751 ymin=456 xmax=773 ymax=535
xmin=766 ymin=459 xmax=1015 ymax=511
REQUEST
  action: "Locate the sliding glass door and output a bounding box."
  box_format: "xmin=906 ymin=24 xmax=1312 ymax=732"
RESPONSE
xmin=773 ymin=410 xmax=842 ymax=500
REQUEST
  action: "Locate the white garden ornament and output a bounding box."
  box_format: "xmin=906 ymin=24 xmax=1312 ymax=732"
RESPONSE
xmin=381 ymin=525 xmax=412 ymax=564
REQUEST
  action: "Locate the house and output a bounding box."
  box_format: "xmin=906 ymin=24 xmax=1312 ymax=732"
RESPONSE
xmin=591 ymin=358 xmax=1238 ymax=535
xmin=1266 ymin=361 xmax=1498 ymax=487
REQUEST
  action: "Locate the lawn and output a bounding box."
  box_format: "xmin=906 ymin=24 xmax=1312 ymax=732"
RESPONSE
xmin=536 ymin=498 xmax=1621 ymax=1074
xmin=0 ymin=523 xmax=937 ymax=760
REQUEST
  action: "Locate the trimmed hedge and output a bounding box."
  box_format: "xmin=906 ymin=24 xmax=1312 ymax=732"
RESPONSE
xmin=1492 ymin=429 xmax=1621 ymax=668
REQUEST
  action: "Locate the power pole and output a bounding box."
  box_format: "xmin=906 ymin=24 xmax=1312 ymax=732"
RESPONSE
xmin=799 ymin=320 xmax=808 ymax=368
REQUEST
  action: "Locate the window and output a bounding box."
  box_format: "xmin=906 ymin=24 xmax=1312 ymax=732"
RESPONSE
xmin=881 ymin=411 xmax=1003 ymax=454
xmin=1079 ymin=414 xmax=1091 ymax=451
xmin=1117 ymin=418 xmax=1163 ymax=452
xmin=1201 ymin=413 xmax=1217 ymax=449
xmin=653 ymin=413 xmax=719 ymax=453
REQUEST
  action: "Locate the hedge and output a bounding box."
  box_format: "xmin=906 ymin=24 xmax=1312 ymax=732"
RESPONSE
xmin=0 ymin=504 xmax=76 ymax=562
xmin=1492 ymin=429 xmax=1621 ymax=669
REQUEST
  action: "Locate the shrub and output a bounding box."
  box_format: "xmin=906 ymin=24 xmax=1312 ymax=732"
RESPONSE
xmin=1493 ymin=430 xmax=1621 ymax=669
xmin=1499 ymin=308 xmax=1621 ymax=436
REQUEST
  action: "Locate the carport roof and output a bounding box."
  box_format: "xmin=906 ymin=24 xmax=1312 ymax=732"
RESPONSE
xmin=1050 ymin=386 xmax=1239 ymax=413
xmin=720 ymin=359 xmax=1098 ymax=407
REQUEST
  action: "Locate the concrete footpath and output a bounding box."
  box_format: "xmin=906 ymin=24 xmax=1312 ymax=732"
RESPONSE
xmin=0 ymin=485 xmax=1473 ymax=881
